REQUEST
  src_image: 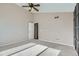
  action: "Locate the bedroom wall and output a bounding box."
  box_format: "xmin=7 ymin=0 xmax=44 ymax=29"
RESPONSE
xmin=33 ymin=12 xmax=73 ymax=46
xmin=0 ymin=4 xmax=32 ymax=46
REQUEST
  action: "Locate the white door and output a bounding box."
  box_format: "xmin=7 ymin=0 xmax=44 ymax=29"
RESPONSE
xmin=28 ymin=22 xmax=34 ymax=40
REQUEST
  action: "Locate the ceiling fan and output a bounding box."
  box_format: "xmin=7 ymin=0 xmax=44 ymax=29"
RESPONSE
xmin=22 ymin=3 xmax=40 ymax=12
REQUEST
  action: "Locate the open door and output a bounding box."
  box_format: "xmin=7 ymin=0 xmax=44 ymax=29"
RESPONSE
xmin=34 ymin=23 xmax=38 ymax=39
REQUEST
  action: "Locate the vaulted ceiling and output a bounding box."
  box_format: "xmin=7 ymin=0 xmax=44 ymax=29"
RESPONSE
xmin=16 ymin=3 xmax=76 ymax=13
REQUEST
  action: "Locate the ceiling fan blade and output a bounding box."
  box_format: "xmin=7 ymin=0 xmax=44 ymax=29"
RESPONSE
xmin=34 ymin=4 xmax=40 ymax=6
xmin=33 ymin=7 xmax=39 ymax=11
xmin=22 ymin=6 xmax=29 ymax=7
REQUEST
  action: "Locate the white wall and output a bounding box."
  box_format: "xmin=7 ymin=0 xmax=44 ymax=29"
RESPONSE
xmin=33 ymin=12 xmax=73 ymax=46
xmin=39 ymin=3 xmax=76 ymax=12
xmin=0 ymin=4 xmax=32 ymax=46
